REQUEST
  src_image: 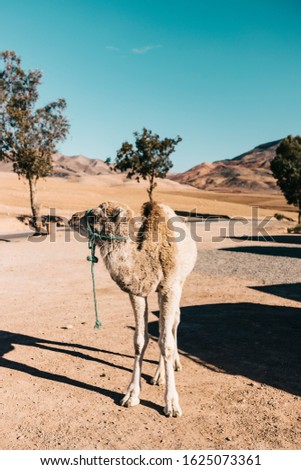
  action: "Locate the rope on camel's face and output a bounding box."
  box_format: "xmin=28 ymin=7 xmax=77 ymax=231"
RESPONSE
xmin=85 ymin=208 xmax=127 ymax=330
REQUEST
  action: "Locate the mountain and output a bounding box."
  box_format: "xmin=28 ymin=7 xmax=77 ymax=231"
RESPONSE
xmin=170 ymin=140 xmax=282 ymax=192
xmin=0 ymin=153 xmax=111 ymax=179
xmin=0 ymin=153 xmax=194 ymax=192
xmin=0 ymin=140 xmax=282 ymax=193
xmin=51 ymin=153 xmax=111 ymax=178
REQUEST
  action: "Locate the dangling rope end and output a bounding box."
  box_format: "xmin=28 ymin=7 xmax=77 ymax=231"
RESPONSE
xmin=85 ymin=209 xmax=126 ymax=330
xmin=94 ymin=319 xmax=102 ymax=330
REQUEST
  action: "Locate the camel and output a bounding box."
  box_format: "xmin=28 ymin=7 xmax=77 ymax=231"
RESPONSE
xmin=69 ymin=201 xmax=197 ymax=417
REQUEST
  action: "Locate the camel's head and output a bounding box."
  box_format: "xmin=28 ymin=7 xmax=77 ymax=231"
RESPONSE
xmin=69 ymin=201 xmax=134 ymax=239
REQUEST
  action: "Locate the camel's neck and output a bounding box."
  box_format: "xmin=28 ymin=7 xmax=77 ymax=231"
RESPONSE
xmin=97 ymin=237 xmax=162 ymax=296
xmin=98 ymin=238 xmax=128 ymax=261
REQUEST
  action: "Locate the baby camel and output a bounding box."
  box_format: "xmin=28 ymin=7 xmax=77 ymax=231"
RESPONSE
xmin=69 ymin=201 xmax=197 ymax=417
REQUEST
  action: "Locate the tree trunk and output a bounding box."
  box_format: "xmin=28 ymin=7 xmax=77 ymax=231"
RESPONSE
xmin=147 ymin=187 xmax=153 ymax=203
xmin=147 ymin=175 xmax=157 ymax=203
xmin=28 ymin=177 xmax=43 ymax=232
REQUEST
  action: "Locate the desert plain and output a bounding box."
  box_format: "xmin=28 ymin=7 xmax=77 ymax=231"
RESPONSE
xmin=0 ymin=171 xmax=301 ymax=450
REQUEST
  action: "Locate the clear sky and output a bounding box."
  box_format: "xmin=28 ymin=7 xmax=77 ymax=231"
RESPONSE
xmin=1 ymin=0 xmax=301 ymax=172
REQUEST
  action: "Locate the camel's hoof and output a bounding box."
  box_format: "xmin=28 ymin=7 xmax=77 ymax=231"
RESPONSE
xmin=120 ymin=394 xmax=140 ymax=408
xmin=164 ymin=401 xmax=182 ymax=418
xmin=174 ymin=361 xmax=182 ymax=372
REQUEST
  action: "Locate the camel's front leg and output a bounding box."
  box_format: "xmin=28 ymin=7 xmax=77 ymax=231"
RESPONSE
xmin=159 ymin=287 xmax=182 ymax=417
xmin=120 ymin=294 xmax=148 ymax=408
xmin=152 ymin=289 xmax=182 ymax=386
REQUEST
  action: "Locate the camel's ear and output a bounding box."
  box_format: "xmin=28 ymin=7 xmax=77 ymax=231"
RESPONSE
xmin=111 ymin=207 xmax=126 ymax=222
xmin=94 ymin=203 xmax=109 ymax=219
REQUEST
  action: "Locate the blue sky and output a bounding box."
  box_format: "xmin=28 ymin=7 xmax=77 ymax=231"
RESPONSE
xmin=1 ymin=0 xmax=301 ymax=172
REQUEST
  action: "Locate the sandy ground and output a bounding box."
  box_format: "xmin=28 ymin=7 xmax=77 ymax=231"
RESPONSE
xmin=0 ymin=172 xmax=300 ymax=450
xmin=0 ymin=171 xmax=297 ymax=235
xmin=1 ymin=217 xmax=301 ymax=450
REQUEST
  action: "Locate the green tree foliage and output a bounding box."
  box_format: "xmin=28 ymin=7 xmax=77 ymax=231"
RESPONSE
xmin=270 ymin=135 xmax=301 ymax=223
xmin=0 ymin=51 xmax=69 ymax=230
xmin=110 ymin=128 xmax=182 ymax=202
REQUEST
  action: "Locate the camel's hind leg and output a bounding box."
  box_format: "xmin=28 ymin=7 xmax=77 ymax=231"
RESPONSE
xmin=159 ymin=285 xmax=183 ymax=417
xmin=151 ymin=290 xmax=165 ymax=385
xmin=173 ymin=307 xmax=182 ymax=371
xmin=120 ymin=294 xmax=149 ymax=408
xmin=151 ymin=354 xmax=165 ymax=385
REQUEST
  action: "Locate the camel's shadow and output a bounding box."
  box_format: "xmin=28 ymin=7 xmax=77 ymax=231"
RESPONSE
xmin=2 ymin=300 xmax=300 ymax=411
xmin=0 ymin=331 xmax=162 ymax=414
xmin=150 ymin=301 xmax=301 ymax=397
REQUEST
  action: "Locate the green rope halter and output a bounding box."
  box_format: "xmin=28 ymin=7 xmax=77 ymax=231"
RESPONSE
xmin=85 ymin=209 xmax=126 ymax=329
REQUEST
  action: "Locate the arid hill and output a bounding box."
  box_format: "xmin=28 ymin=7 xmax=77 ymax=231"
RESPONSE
xmin=170 ymin=140 xmax=282 ymax=192
xmin=0 ymin=153 xmax=111 ymax=180
xmin=0 ymin=140 xmax=282 ymax=193
xmin=51 ymin=153 xmax=111 ymax=178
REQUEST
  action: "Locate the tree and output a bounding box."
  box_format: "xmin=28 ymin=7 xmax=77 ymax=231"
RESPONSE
xmin=109 ymin=128 xmax=182 ymax=202
xmin=0 ymin=51 xmax=69 ymax=230
xmin=270 ymin=135 xmax=301 ymax=224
